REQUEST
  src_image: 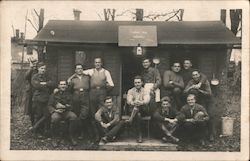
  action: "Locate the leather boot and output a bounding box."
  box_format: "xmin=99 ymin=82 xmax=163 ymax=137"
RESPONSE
xmin=69 ymin=120 xmax=77 ymax=146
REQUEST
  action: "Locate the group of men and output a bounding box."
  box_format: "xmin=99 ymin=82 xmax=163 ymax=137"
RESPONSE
xmin=24 ymin=56 xmax=214 ymax=147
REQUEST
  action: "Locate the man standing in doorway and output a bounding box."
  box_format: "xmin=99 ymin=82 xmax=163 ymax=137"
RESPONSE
xmin=141 ymin=58 xmax=161 ymax=103
xmin=163 ymin=62 xmax=184 ymax=110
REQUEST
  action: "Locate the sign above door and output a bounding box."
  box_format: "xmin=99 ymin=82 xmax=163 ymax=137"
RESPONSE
xmin=118 ymin=26 xmax=158 ymax=47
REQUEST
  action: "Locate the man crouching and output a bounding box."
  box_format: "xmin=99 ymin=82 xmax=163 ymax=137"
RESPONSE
xmin=178 ymin=94 xmax=209 ymax=145
xmin=95 ymin=97 xmax=124 ymax=145
xmin=48 ymin=80 xmax=78 ymax=147
xmin=153 ymin=96 xmax=181 ymax=143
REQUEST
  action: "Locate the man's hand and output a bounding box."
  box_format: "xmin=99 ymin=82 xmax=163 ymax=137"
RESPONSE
xmin=185 ymin=118 xmax=195 ymax=123
xmin=169 ymin=118 xmax=178 ymax=124
xmin=101 ymin=122 xmax=110 ymax=129
xmin=164 ymin=118 xmax=171 ymax=122
xmin=134 ymin=101 xmax=143 ymax=106
xmin=54 ymin=109 xmax=64 ymax=113
xmin=169 ymin=81 xmax=174 ymax=84
xmin=53 ymin=88 xmax=59 ymax=94
xmin=56 ymin=102 xmax=66 ymax=109
xmin=40 ymin=82 xmax=47 ymax=85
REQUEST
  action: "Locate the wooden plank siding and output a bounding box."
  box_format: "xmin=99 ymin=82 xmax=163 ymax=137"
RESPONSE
xmin=57 ymin=48 xmax=74 ymax=81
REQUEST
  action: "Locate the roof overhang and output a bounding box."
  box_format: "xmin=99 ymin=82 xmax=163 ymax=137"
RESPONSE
xmin=31 ymin=20 xmax=241 ymax=46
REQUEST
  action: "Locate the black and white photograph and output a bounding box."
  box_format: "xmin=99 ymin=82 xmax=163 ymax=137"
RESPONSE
xmin=0 ymin=1 xmax=249 ymax=160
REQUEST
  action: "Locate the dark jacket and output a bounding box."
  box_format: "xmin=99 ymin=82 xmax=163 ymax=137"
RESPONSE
xmin=48 ymin=90 xmax=73 ymax=114
xmin=153 ymin=106 xmax=184 ymax=123
xmin=31 ymin=73 xmax=55 ymax=102
xmin=95 ymin=105 xmax=120 ymax=126
xmin=141 ymin=67 xmax=161 ymax=89
xmin=179 ymin=103 xmax=209 ymax=121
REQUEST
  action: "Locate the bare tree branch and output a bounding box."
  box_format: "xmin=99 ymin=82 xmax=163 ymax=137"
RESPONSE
xmin=27 ymin=19 xmax=38 ymax=32
xmin=116 ymin=9 xmax=135 ymax=17
xmin=33 ymin=9 xmax=39 ymax=17
xmin=165 ymin=9 xmax=181 ymax=21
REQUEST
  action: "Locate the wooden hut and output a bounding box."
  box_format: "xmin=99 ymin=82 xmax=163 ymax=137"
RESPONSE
xmin=30 ymin=20 xmax=241 ymax=109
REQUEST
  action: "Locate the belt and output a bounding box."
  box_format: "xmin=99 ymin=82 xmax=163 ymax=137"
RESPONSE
xmin=74 ymin=88 xmax=89 ymax=93
xmin=91 ymin=86 xmax=105 ymax=89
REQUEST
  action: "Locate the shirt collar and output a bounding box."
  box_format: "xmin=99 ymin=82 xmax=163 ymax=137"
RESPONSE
xmin=94 ymin=68 xmax=104 ymax=72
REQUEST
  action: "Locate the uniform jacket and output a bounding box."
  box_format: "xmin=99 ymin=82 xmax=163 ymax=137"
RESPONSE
xmin=31 ymin=73 xmax=54 ymax=102
xmin=179 ymin=103 xmax=209 ymax=121
xmin=95 ymin=105 xmax=120 ymax=126
xmin=153 ymin=106 xmax=183 ymax=123
xmin=141 ymin=67 xmax=161 ymax=89
xmin=48 ymin=90 xmax=73 ymax=114
xmin=163 ymin=70 xmax=184 ymax=89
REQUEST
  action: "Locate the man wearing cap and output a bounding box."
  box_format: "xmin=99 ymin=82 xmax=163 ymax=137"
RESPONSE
xmin=126 ymin=75 xmax=150 ymax=143
xmin=141 ymin=58 xmax=161 ymax=103
xmin=184 ymin=69 xmax=215 ymax=141
xmin=67 ymin=64 xmax=91 ymax=139
xmin=95 ymin=97 xmax=124 ymax=145
xmin=153 ymin=96 xmax=182 ymax=143
xmin=24 ymin=58 xmax=38 ymax=126
xmin=178 ymin=94 xmax=209 ymax=145
xmin=48 ymin=80 xmax=78 ymax=146
xmin=31 ymin=62 xmax=55 ymax=136
xmin=163 ymin=62 xmax=184 ymax=110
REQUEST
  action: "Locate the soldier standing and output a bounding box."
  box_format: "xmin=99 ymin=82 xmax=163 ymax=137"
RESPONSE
xmin=31 ymin=62 xmax=54 ymax=137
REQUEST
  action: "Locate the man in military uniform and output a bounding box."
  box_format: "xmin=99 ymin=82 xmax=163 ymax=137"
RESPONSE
xmin=163 ymin=62 xmax=184 ymax=110
xmin=24 ymin=58 xmax=38 ymax=126
xmin=178 ymin=94 xmax=209 ymax=145
xmin=67 ymin=64 xmax=90 ymax=139
xmin=95 ymin=97 xmax=124 ymax=145
xmin=184 ymin=69 xmax=215 ymax=141
xmin=31 ymin=62 xmax=54 ymax=137
xmin=48 ymin=80 xmax=78 ymax=146
xmin=153 ymin=96 xmax=182 ymax=143
xmin=141 ymin=58 xmax=161 ymax=102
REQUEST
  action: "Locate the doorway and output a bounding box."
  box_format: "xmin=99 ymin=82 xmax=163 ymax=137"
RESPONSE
xmin=121 ymin=51 xmax=143 ymax=95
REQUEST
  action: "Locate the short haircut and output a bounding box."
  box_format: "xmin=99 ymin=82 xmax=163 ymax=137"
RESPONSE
xmin=58 ymin=80 xmax=67 ymax=85
xmin=172 ymin=62 xmax=181 ymax=67
xmin=94 ymin=57 xmax=103 ymax=62
xmin=104 ymin=96 xmax=113 ymax=102
xmin=192 ymin=69 xmax=200 ymax=74
xmin=134 ymin=75 xmax=143 ymax=81
xmin=75 ymin=63 xmax=83 ymax=69
xmin=161 ymin=96 xmax=171 ymax=104
xmin=142 ymin=57 xmax=151 ymax=62
xmin=183 ymin=59 xmax=192 ymax=63
xmin=187 ymin=93 xmax=196 ymax=100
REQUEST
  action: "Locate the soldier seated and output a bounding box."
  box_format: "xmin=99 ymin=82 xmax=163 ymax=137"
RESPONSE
xmin=153 ymin=96 xmax=182 ymax=143
xmin=95 ymin=97 xmax=124 ymax=145
xmin=126 ymin=75 xmax=151 ymax=143
xmin=48 ymin=80 xmax=78 ymax=147
xmin=177 ymin=94 xmax=209 ymax=145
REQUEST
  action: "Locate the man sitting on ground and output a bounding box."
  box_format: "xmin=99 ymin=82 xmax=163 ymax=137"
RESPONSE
xmin=48 ymin=80 xmax=78 ymax=147
xmin=178 ymin=94 xmax=209 ymax=145
xmin=153 ymin=96 xmax=182 ymax=143
xmin=95 ymin=97 xmax=124 ymax=145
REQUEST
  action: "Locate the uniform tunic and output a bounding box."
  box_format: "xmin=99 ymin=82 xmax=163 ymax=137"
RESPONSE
xmin=95 ymin=105 xmax=123 ymax=139
xmin=68 ymin=74 xmax=90 ymax=119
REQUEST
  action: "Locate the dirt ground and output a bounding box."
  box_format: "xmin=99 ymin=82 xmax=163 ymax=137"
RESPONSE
xmin=10 ymin=77 xmax=241 ymax=151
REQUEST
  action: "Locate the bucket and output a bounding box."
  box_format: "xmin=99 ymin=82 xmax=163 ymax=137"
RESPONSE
xmin=221 ymin=117 xmax=235 ymax=136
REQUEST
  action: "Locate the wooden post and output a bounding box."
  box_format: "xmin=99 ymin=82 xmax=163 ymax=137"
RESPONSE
xmin=37 ymin=8 xmax=45 ymax=62
xmin=136 ymin=9 xmax=143 ymax=21
xmin=220 ymin=9 xmax=226 ymax=24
